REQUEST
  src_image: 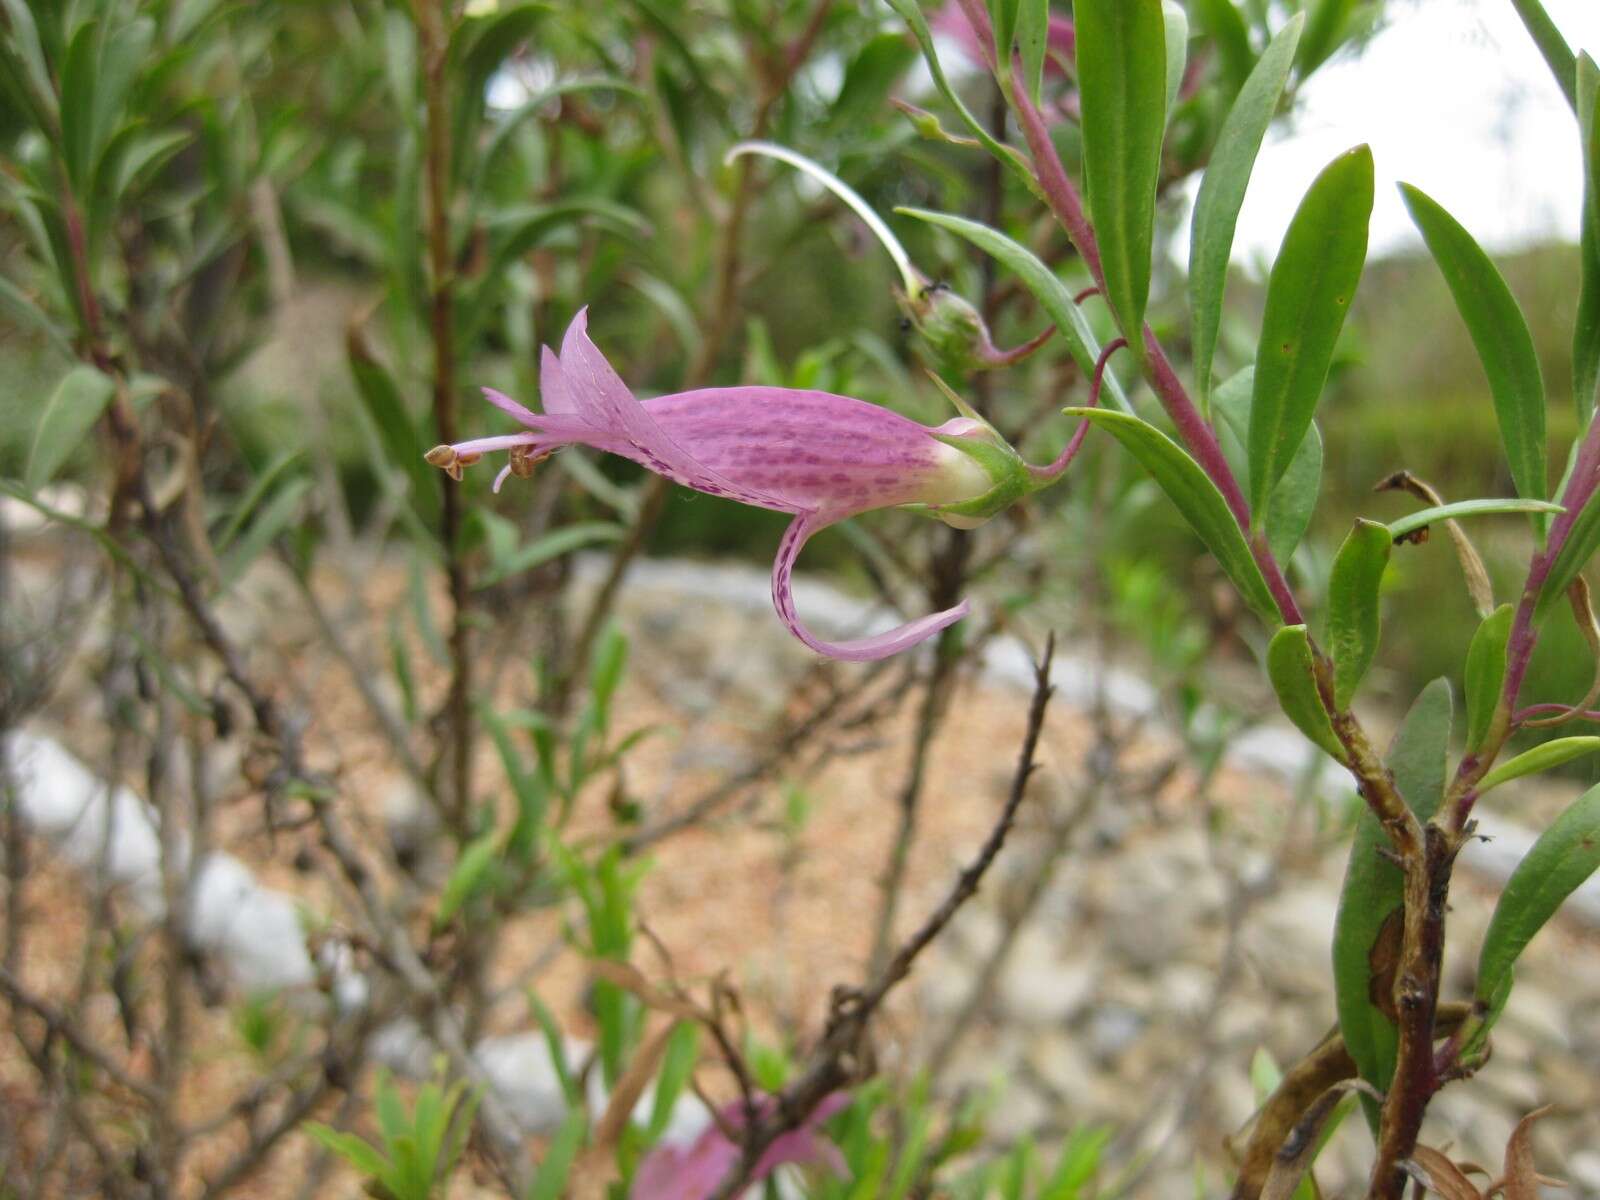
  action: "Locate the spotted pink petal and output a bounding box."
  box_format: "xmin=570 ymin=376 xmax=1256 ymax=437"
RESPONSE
xmin=643 ymin=387 xmax=973 ymax=515
xmin=773 ymin=512 xmax=971 ymax=661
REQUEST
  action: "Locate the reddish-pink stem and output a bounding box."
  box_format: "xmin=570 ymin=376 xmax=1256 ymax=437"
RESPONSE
xmin=1010 ymin=63 xmax=1303 ymax=626
xmin=1031 ymin=337 xmax=1126 ymax=483
xmin=1501 ymin=421 xmax=1600 ymax=711
xmin=1513 ymin=703 xmax=1600 ymax=723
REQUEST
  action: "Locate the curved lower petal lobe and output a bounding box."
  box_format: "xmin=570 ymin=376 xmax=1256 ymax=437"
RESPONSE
xmin=772 ymin=512 xmax=970 ymax=661
xmin=559 ymin=309 xmax=796 ymax=511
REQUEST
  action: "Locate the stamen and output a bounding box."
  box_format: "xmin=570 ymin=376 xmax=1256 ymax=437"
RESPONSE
xmin=425 ymin=445 xmax=457 ymax=468
xmin=509 ymin=445 xmax=551 ymax=478
xmin=456 ymin=452 xmax=482 ymax=467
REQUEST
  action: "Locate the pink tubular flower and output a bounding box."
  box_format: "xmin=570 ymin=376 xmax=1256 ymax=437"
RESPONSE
xmin=630 ymin=1092 xmax=849 ymax=1200
xmin=429 ymin=310 xmax=1068 ymax=662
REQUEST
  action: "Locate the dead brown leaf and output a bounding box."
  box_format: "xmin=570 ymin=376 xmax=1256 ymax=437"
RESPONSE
xmin=1495 ymin=1105 xmax=1563 ymax=1200
xmin=1406 ymin=1145 xmax=1485 ymax=1200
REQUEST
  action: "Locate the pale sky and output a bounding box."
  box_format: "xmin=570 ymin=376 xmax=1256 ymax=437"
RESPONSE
xmin=1227 ymin=0 xmax=1600 ymax=265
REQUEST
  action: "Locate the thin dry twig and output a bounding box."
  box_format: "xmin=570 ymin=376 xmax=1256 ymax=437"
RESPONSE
xmin=707 ymin=633 xmax=1058 ymax=1200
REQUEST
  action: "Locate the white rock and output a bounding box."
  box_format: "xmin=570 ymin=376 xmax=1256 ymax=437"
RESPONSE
xmin=1084 ymin=1004 xmax=1145 ymax=1062
xmin=1567 ymin=1150 xmax=1600 ymax=1192
xmin=188 ymin=855 xmax=315 ymax=993
xmin=998 ymin=929 xmax=1098 ymax=1024
xmin=1156 ymin=963 xmax=1216 ymax=1019
xmin=1029 ymin=1033 xmax=1097 ymax=1097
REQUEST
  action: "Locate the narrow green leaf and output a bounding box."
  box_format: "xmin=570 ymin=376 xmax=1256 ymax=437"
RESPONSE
xmin=525 ymin=991 xmax=581 ymax=1107
xmin=1400 ymin=184 xmax=1547 ymax=517
xmin=1326 ymin=519 xmax=1390 ymax=710
xmin=388 ymin=613 xmax=418 ymax=725
xmin=1065 ymin=407 xmax=1279 ymax=623
xmin=26 ymin=365 xmax=114 ymax=493
xmin=898 ymin=207 xmax=1131 ymax=412
xmin=1266 ymin=421 xmax=1323 ymax=565
xmin=1463 ymin=604 xmax=1514 ymax=753
xmin=1040 ymin=1128 xmax=1108 ymax=1200
xmin=303 ymin=1125 xmax=392 ymax=1181
xmin=589 ymin=625 xmax=629 ymax=718
xmin=556 ymin=450 xmax=638 ymax=519
xmin=0 ymin=480 xmax=142 ymax=574
xmin=88 ymin=17 xmax=153 ymax=184
xmin=107 ymin=129 xmax=193 ymax=209
xmin=58 ymin=21 xmax=99 ymax=190
xmin=1248 ymin=145 xmax=1373 ymax=521
xmin=439 ymin=1085 xmax=478 ymax=1181
xmin=127 ymin=626 xmax=209 ymax=716
xmin=285 ymin=190 xmax=388 ymax=265
xmin=1386 ymin=498 xmax=1562 ymax=541
xmin=1162 ymin=1 xmax=1189 ymax=120
xmin=829 ymin=33 xmax=918 ymax=128
xmin=1212 ymin=366 xmax=1323 ymax=562
xmin=1075 ymin=0 xmax=1168 ymax=340
xmin=1191 ymin=0 xmax=1255 ymax=95
xmin=482 ymin=200 xmax=650 ymax=286
xmin=476 ymin=522 xmax=625 ymax=588
xmin=220 ymin=476 xmax=313 ymax=589
xmin=1575 ymin=56 xmax=1600 ymax=422
xmin=382 ymin=9 xmax=417 ymax=116
xmin=732 ymin=142 xmax=921 ymax=296
xmin=1016 ymin=0 xmax=1050 ymax=105
xmin=988 ymin=0 xmax=1020 ymax=89
xmin=483 ymin=706 xmax=547 ymax=860
xmin=526 ymin=1110 xmax=586 ymax=1200
xmin=1475 ymin=781 xmax=1600 ymax=1024
xmin=1266 ymin=625 xmax=1346 ymax=762
xmin=453 ymin=0 xmax=548 ymax=154
xmin=373 ymin=1076 xmax=408 ymax=1154
xmin=0 ymin=0 xmax=58 ymax=132
xmin=0 ymin=276 xmax=72 ymax=360
xmin=882 ymin=0 xmax=1038 ymax=188
xmin=1332 ymin=679 xmax=1452 ymax=1127
xmin=1297 ymin=0 xmax=1356 ymax=77
xmin=412 ymin=1083 xmax=445 ymax=1176
xmin=346 ymin=330 xmax=437 ymax=521
xmin=1479 ymin=737 xmax=1600 ymax=793
xmin=167 ymin=0 xmax=228 ymax=45
xmin=1509 ymin=0 xmax=1577 ymax=111
xmin=474 ymin=77 xmax=641 ymax=199
xmin=435 ymin=832 xmax=500 ymax=927
xmin=645 ymin=1022 xmax=699 ymax=1142
xmin=885 ymin=1098 xmax=934 ymax=1200
xmin=403 ymin=556 xmax=447 ymax=666
xmin=1189 ymin=15 xmax=1304 ymax=411
xmin=214 ymin=452 xmax=308 ymax=554
xmin=624 ymin=270 xmax=702 ymax=365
